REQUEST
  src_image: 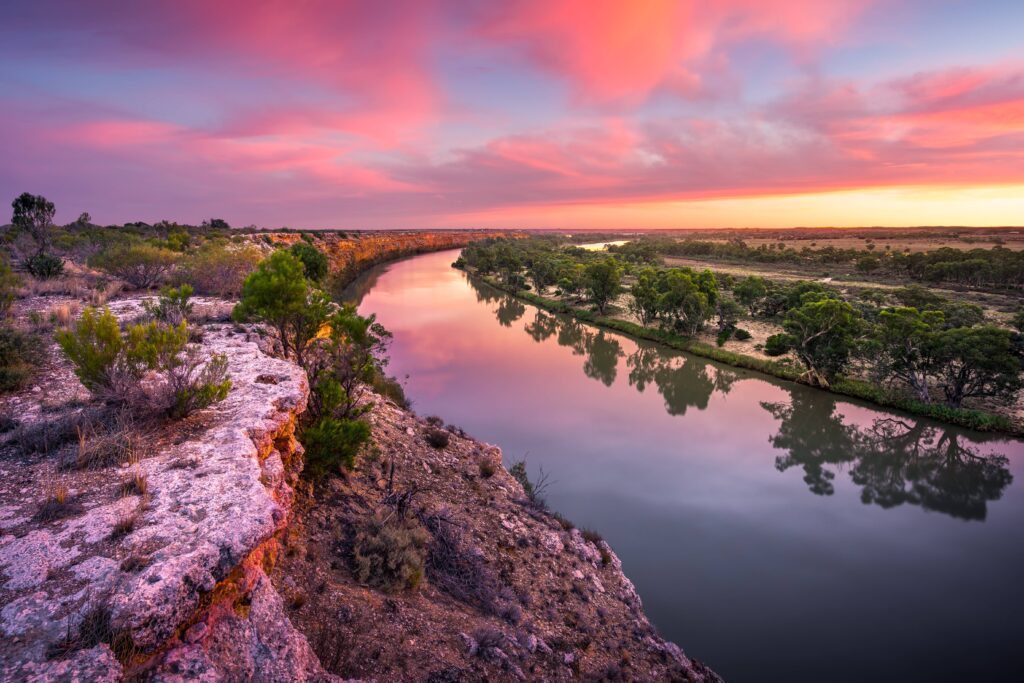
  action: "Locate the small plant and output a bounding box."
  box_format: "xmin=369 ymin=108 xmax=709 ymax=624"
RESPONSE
xmin=478 ymin=459 xmax=496 ymax=478
xmin=0 ymin=325 xmax=41 ymax=391
xmin=35 ymin=480 xmax=83 ymax=522
xmin=118 ymin=471 xmax=148 ymax=497
xmin=48 ymin=303 xmax=76 ymax=328
xmin=352 ymin=515 xmax=430 ymax=592
xmin=301 ymin=417 xmax=371 ymax=477
xmin=425 ymin=427 xmax=450 ymax=449
xmin=734 ymin=328 xmax=752 ymax=341
xmin=0 ymin=257 xmax=19 ymax=319
xmin=164 ymin=350 xmax=231 ymax=419
xmin=509 ymin=460 xmax=552 ymax=509
xmin=144 ymin=284 xmax=194 ymax=326
xmin=110 ymin=508 xmax=141 ymax=540
xmin=47 ymin=606 xmax=137 ymax=663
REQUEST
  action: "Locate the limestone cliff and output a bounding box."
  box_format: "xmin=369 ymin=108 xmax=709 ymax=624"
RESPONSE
xmin=0 ymin=302 xmax=327 ymax=681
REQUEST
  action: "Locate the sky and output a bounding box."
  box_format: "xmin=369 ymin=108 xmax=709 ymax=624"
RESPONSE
xmin=1 ymin=0 xmax=1023 ymax=230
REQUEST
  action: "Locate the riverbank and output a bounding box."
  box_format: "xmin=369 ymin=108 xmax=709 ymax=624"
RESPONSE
xmin=459 ymin=267 xmax=1020 ymax=435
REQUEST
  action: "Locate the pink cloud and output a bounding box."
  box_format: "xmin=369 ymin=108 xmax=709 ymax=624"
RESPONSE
xmin=476 ymin=0 xmax=873 ymax=104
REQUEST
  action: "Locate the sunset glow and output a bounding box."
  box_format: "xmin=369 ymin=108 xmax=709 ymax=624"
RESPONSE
xmin=2 ymin=0 xmax=1023 ymax=228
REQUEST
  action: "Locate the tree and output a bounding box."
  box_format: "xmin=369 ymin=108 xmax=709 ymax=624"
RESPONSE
xmin=931 ymin=325 xmax=1022 ymax=408
xmin=11 ymin=192 xmax=55 ymax=256
xmin=493 ymin=242 xmax=522 ymax=287
xmin=657 ymin=268 xmax=717 ymax=336
xmin=304 ymin=304 xmax=392 ymax=421
xmin=734 ymin=276 xmax=768 ymax=315
xmin=782 ymin=297 xmax=863 ymax=387
xmin=869 ymin=307 xmax=944 ymax=402
xmin=716 ymin=295 xmax=744 ymax=335
xmin=628 ymin=267 xmax=661 ymax=325
xmin=289 ymin=242 xmax=329 ymax=282
xmin=232 ymin=250 xmax=332 ymax=367
xmin=856 ymin=255 xmax=880 ymax=274
xmin=526 ymin=256 xmax=558 ymax=293
xmin=583 ymin=258 xmax=622 ymax=314
xmin=74 ymin=212 xmax=92 ymax=227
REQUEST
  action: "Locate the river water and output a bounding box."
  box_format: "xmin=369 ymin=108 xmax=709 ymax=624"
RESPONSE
xmin=349 ymin=248 xmax=1024 ymax=682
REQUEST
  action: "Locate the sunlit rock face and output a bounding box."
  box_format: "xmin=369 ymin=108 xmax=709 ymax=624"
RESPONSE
xmin=0 ymin=302 xmax=328 ymax=681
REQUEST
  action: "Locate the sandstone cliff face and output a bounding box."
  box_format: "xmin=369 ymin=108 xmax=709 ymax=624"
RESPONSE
xmin=256 ymin=230 xmax=525 ymax=288
xmin=0 ymin=301 xmax=328 ymax=681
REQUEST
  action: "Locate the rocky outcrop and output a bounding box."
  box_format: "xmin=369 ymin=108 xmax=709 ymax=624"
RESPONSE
xmin=0 ymin=306 xmax=326 ymax=681
xmin=257 ymin=229 xmax=525 ymax=288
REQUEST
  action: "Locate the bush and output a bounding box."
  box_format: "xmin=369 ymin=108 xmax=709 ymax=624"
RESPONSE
xmin=425 ymin=427 xmax=450 ymax=449
xmin=144 ymin=284 xmax=194 ymax=326
xmin=55 ymin=307 xmax=131 ymax=392
xmin=176 ymin=243 xmax=262 ymax=297
xmin=90 ymin=243 xmax=178 ymax=289
xmin=0 ymin=325 xmax=40 ymax=391
xmin=763 ymin=333 xmax=791 ymax=357
xmin=353 ymin=515 xmax=429 ymax=592
xmin=734 ymin=328 xmax=752 ymax=341
xmin=716 ymin=327 xmax=733 ymax=346
xmin=368 ymin=366 xmax=410 ymax=409
xmin=164 ymin=350 xmax=231 ymax=419
xmin=302 ymin=417 xmax=370 ymax=476
xmin=57 ymin=307 xmax=228 ymax=417
xmin=0 ymin=257 xmax=20 ymax=318
xmin=289 ymin=242 xmax=329 ymax=282
xmin=24 ymin=253 xmax=64 ymax=279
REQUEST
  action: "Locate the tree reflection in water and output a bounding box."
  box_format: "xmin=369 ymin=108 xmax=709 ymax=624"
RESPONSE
xmin=466 ymin=278 xmax=1013 ymax=521
xmin=763 ymin=394 xmax=1012 ymax=520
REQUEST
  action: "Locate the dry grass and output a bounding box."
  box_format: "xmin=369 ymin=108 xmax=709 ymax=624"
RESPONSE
xmin=118 ymin=470 xmax=148 ymax=497
xmin=34 ymin=477 xmax=84 ymax=522
xmin=48 ymin=302 xmax=79 ymax=328
xmin=47 ymin=605 xmax=138 ymax=663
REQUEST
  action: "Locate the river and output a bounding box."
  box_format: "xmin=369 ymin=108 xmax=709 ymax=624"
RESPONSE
xmin=348 ymin=248 xmax=1024 ymax=682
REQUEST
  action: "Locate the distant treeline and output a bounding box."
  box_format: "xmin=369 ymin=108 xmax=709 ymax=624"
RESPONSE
xmin=607 ymin=237 xmax=1024 ymax=289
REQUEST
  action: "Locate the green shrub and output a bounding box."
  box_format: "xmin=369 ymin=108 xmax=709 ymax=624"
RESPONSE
xmin=734 ymin=328 xmax=752 ymax=341
xmin=56 ymin=307 xmax=227 ymax=417
xmin=90 ymin=243 xmax=178 ymax=289
xmin=176 ymin=243 xmax=263 ymax=297
xmin=24 ymin=253 xmax=64 ymax=279
xmin=0 ymin=257 xmax=20 ymax=318
xmin=288 ymin=242 xmax=329 ymax=282
xmin=302 ymin=417 xmax=370 ymax=476
xmin=55 ymin=307 xmax=127 ymax=391
xmin=716 ymin=327 xmax=733 ymax=346
xmin=353 ymin=516 xmax=430 ymax=592
xmin=165 ymin=351 xmax=231 ymax=419
xmin=763 ymin=333 xmax=792 ymax=357
xmin=368 ymin=366 xmax=410 ymax=409
xmin=144 ymin=284 xmax=194 ymax=325
xmin=0 ymin=325 xmax=40 ymax=391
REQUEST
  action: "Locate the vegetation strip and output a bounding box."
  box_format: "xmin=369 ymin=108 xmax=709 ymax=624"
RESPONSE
xmin=458 ymin=262 xmax=1018 ymax=436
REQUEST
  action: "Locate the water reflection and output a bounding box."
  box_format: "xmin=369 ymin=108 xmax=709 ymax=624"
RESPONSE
xmin=470 ymin=278 xmax=1013 ymax=521
xmin=764 ymin=392 xmax=1012 ymax=520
